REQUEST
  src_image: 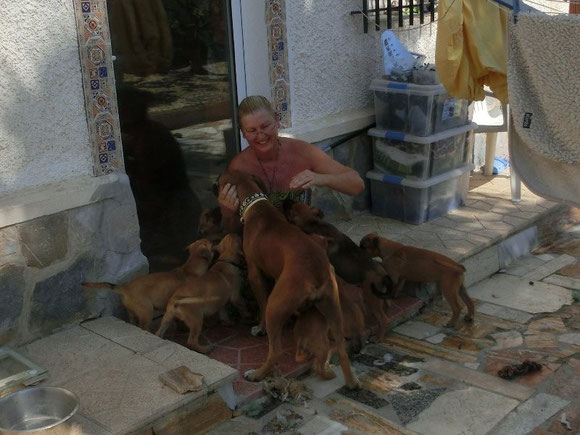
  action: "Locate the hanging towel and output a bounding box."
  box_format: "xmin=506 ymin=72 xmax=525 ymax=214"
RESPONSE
xmin=507 ymin=12 xmax=580 ymax=206
xmin=435 ymin=0 xmax=508 ymax=103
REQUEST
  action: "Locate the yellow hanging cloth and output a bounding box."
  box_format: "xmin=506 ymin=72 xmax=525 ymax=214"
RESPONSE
xmin=435 ymin=0 xmax=509 ymax=103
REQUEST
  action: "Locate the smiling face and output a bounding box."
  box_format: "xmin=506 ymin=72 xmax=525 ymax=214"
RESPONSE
xmin=240 ymin=109 xmax=279 ymax=154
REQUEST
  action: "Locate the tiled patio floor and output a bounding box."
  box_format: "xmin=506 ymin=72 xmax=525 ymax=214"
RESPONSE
xmin=164 ymin=295 xmax=424 ymax=405
xmin=164 ymin=169 xmax=566 ymax=405
xmin=329 ymin=170 xmax=562 ymax=262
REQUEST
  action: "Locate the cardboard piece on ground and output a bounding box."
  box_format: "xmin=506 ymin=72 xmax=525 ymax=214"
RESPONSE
xmin=159 ymin=366 xmax=204 ymax=394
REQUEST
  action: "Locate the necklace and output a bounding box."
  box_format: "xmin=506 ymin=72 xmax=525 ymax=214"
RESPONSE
xmin=254 ymin=139 xmax=281 ymax=192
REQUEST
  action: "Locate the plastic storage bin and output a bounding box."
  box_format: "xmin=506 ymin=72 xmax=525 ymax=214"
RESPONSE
xmin=367 ymin=164 xmax=474 ymax=225
xmin=370 ymin=123 xmax=477 ymax=180
xmin=370 ymin=78 xmax=469 ymax=136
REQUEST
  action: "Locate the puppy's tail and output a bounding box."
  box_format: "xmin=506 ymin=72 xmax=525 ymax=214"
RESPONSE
xmin=174 ymin=296 xmax=222 ymax=306
xmin=81 ymin=282 xmax=122 ymax=294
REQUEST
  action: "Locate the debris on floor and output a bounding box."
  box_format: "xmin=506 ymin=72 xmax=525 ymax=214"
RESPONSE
xmin=158 ymin=365 xmax=204 ymax=394
xmin=560 ymin=412 xmax=572 ymax=431
xmin=373 ymin=352 xmax=393 ymax=366
xmin=261 ymin=409 xmax=303 ymax=434
xmin=497 ymin=360 xmax=542 ymax=379
xmin=263 ymin=376 xmax=311 ymax=404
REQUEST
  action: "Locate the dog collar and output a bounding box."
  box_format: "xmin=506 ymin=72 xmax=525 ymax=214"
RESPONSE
xmin=239 ymin=193 xmax=268 ymax=224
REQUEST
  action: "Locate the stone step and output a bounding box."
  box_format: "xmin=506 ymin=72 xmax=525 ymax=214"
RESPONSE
xmin=17 ymin=317 xmax=237 ymax=435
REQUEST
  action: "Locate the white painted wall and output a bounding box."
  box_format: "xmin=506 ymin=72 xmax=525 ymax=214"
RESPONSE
xmin=0 ymin=1 xmax=93 ymax=195
xmin=285 ymin=1 xmax=437 ymax=127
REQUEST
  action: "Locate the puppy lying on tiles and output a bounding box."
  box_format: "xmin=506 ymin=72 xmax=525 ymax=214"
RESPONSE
xmin=155 ymin=233 xmax=247 ymax=353
xmin=359 ymin=232 xmax=475 ymax=328
xmin=284 ymin=200 xmax=394 ymax=342
xmin=82 ymin=238 xmax=214 ymax=331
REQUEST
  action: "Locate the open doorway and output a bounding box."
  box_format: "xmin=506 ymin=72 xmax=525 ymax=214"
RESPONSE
xmin=106 ymin=0 xmax=238 ymax=271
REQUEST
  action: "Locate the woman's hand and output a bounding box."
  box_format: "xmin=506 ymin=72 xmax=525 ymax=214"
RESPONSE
xmin=289 ymin=170 xmax=325 ymax=190
xmin=218 ymin=183 xmax=239 ymax=212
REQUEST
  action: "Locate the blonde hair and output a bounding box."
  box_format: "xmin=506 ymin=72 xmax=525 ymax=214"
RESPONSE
xmin=237 ymin=95 xmax=276 ymax=126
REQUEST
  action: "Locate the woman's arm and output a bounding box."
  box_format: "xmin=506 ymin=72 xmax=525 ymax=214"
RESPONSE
xmin=289 ymin=144 xmax=364 ymax=195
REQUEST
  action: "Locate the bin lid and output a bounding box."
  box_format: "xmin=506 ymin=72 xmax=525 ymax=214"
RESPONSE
xmin=367 ymin=164 xmax=475 ymax=188
xmin=370 ymin=77 xmax=448 ymax=95
xmin=368 ymin=122 xmax=478 ymax=144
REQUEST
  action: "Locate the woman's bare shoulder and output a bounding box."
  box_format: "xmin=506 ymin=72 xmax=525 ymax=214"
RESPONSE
xmin=228 ymin=148 xmax=253 ymax=171
xmin=280 ymin=136 xmax=314 ymax=154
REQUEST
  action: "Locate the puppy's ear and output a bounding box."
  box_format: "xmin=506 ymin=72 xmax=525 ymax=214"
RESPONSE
xmin=362 ymin=232 xmax=379 ymax=250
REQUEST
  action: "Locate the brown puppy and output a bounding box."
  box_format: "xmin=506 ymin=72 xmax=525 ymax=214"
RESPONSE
xmin=294 ymin=276 xmax=367 ymax=380
xmin=285 ymin=201 xmax=394 ymax=341
xmin=82 ymin=239 xmax=213 ymax=330
xmin=155 ymin=234 xmax=246 ymax=353
xmin=360 ymin=232 xmax=475 ymax=328
xmin=218 ymin=170 xmax=359 ymax=389
xmin=198 ymin=207 xmax=225 ymax=244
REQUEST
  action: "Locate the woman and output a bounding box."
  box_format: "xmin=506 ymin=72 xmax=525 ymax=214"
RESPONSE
xmin=219 ymin=95 xmax=364 ymax=215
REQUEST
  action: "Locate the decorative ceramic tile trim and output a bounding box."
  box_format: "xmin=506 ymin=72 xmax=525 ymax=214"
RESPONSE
xmin=266 ymin=0 xmax=291 ymax=128
xmin=73 ymin=0 xmax=124 ymax=176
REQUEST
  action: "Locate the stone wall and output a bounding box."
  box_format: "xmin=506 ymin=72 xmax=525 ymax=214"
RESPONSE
xmin=0 ymin=174 xmax=147 ymax=345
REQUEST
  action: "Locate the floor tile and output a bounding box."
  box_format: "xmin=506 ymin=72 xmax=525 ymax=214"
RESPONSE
xmin=407 ymin=387 xmax=519 ymax=435
xmin=491 ymin=330 xmax=523 ymax=349
xmin=525 ymin=255 xmax=576 ymax=281
xmin=425 ymin=333 xmax=447 ymax=344
xmin=328 ymin=399 xmax=415 ymax=434
xmin=392 ymin=321 xmax=442 ymax=341
xmin=337 ymin=385 xmax=389 ymax=409
xmin=142 ymin=342 xmax=237 ymax=390
xmin=543 ymin=274 xmax=580 ymax=290
xmin=541 ymin=403 xmax=580 ymax=434
xmin=548 ymin=367 xmax=580 ymax=400
xmin=468 ymin=274 xmax=573 ymax=314
xmin=80 ymin=317 xmax=166 ymax=354
xmin=525 ymin=333 xmax=560 ymax=350
xmin=525 ymin=316 xmax=568 ymax=335
xmin=475 ymin=303 xmax=533 ymax=324
xmin=490 ymin=393 xmax=569 ymax=435
xmin=359 ymin=369 xmax=402 ymax=394
xmin=384 ymin=335 xmax=478 ymax=364
xmin=439 ymin=335 xmax=494 ymax=353
xmin=423 ymin=359 xmax=534 ymax=401
xmin=302 ymin=366 xmax=345 ymax=399
xmin=558 ymin=333 xmax=580 ymax=346
xmin=389 ymin=387 xmax=447 ymax=425
xmin=298 ymin=415 xmax=348 ymax=435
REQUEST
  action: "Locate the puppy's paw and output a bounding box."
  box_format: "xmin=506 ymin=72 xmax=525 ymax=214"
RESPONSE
xmin=243 ymin=369 xmax=257 ymax=382
xmin=250 ymin=325 xmax=266 ymax=337
xmin=345 ymin=377 xmax=362 ymax=390
xmin=445 ymin=320 xmax=459 ymax=329
xmin=464 ymin=314 xmax=474 ymax=322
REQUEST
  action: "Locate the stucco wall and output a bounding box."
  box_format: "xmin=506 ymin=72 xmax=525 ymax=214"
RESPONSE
xmin=285 ymin=1 xmax=437 ymax=127
xmin=0 ymin=1 xmax=93 ymax=195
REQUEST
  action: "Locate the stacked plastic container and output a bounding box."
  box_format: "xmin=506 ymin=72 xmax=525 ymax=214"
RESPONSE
xmin=368 ymin=77 xmax=474 ymax=224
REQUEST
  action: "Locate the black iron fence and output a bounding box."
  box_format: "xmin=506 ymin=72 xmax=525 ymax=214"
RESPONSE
xmin=350 ymin=0 xmax=438 ymax=33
